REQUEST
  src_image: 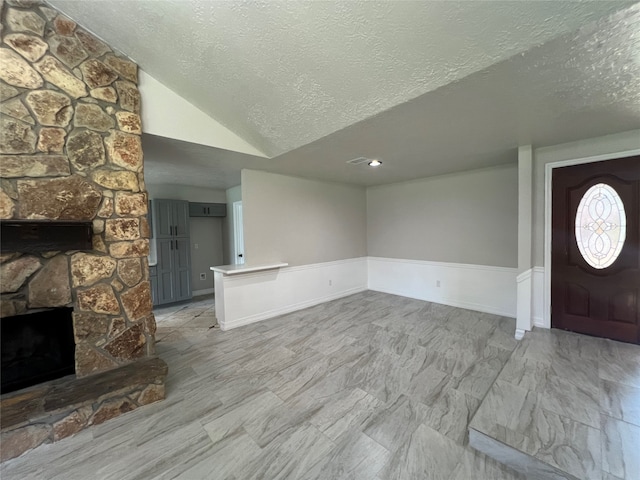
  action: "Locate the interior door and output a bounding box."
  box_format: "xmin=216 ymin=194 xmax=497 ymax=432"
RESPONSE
xmin=551 ymin=155 xmax=640 ymax=344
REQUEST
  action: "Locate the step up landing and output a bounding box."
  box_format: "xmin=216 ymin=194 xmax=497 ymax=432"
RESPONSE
xmin=469 ymin=328 xmax=640 ymax=480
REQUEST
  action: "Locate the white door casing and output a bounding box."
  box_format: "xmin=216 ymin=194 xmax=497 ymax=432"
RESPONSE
xmin=233 ymin=201 xmax=245 ymax=265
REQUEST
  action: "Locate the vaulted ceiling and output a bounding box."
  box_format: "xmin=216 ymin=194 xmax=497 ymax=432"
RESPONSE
xmin=50 ymin=1 xmax=640 ymax=188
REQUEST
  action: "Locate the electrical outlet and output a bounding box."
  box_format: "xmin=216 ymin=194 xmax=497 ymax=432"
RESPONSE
xmin=200 ymin=273 xmax=206 ymax=280
xmin=194 ymin=243 xmax=199 ymax=249
xmin=329 ymin=280 xmax=332 ymax=286
xmin=436 ymin=280 xmax=441 ymax=287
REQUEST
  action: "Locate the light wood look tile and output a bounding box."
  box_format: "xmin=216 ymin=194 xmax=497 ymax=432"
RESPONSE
xmin=8 ymin=292 xmax=631 ymax=480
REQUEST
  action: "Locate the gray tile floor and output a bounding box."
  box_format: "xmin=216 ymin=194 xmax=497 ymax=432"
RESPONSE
xmin=470 ymin=327 xmax=640 ymax=480
xmin=6 ymin=291 xmax=634 ymax=479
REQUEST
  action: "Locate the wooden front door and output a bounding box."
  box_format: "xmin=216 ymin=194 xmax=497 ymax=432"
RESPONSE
xmin=552 ymin=156 xmax=640 ymax=344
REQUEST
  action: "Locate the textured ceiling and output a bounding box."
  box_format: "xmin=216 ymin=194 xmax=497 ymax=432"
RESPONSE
xmin=142 ymin=4 xmax=640 ymax=189
xmin=50 ymin=0 xmax=634 ymax=157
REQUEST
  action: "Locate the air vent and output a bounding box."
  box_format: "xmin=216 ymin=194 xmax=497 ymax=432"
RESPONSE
xmin=346 ymin=157 xmax=370 ymax=166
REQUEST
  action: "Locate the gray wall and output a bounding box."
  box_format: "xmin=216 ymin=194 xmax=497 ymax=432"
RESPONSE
xmin=190 ymin=217 xmax=223 ymax=292
xmin=532 ymin=130 xmax=640 ymax=266
xmin=147 ymin=183 xmax=227 ymax=292
xmin=367 ymin=164 xmax=518 ymax=267
xmin=242 ymin=169 xmax=367 ymax=266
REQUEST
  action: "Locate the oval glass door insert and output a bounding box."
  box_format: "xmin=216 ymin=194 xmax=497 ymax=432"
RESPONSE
xmin=575 ymin=183 xmax=626 ymax=269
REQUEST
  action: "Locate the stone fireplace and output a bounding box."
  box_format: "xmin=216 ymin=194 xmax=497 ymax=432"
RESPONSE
xmin=0 ymin=0 xmax=167 ymax=460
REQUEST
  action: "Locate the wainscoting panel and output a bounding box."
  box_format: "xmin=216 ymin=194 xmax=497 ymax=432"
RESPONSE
xmin=368 ymin=257 xmax=517 ymax=318
xmin=217 ymin=258 xmax=368 ymax=330
xmin=516 ymin=268 xmax=532 ymax=338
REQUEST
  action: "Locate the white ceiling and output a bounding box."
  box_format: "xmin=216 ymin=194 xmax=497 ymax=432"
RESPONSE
xmin=51 ymin=1 xmax=640 ymax=189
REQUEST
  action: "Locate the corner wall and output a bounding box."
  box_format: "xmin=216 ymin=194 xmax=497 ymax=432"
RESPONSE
xmin=365 ymin=163 xmax=519 ymax=317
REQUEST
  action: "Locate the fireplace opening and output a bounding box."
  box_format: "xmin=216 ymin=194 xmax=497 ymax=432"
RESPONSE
xmin=1 ymin=307 xmax=75 ymax=394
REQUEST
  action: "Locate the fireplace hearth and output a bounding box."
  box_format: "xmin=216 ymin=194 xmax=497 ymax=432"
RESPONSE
xmin=1 ymin=308 xmax=75 ymax=395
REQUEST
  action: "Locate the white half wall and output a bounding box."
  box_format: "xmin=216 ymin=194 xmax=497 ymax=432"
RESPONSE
xmin=368 ymin=257 xmax=517 ymax=318
xmin=215 ymin=258 xmax=368 ymax=330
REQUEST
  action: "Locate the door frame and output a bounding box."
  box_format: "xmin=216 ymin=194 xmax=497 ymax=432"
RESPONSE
xmin=543 ymin=148 xmax=640 ymax=329
xmin=232 ymin=201 xmax=244 ymax=265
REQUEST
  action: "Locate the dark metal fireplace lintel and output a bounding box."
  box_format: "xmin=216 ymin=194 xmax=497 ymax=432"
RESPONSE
xmin=1 ymin=220 xmax=93 ymax=254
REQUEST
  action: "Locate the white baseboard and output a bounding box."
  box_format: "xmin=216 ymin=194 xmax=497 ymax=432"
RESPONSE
xmin=192 ymin=288 xmax=214 ymax=297
xmin=368 ymin=257 xmax=517 ymax=318
xmin=217 ymin=257 xmax=368 ymax=330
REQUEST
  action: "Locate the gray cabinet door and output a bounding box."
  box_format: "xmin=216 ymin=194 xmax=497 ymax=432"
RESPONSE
xmin=174 ymin=201 xmax=190 ymax=237
xmin=151 ymin=200 xmax=192 ymax=305
xmin=174 ymin=238 xmax=191 ymax=301
xmin=156 ymin=238 xmax=175 ymax=305
xmin=153 ymin=199 xmax=173 ymax=239
xmin=188 ymin=202 xmax=227 ymax=217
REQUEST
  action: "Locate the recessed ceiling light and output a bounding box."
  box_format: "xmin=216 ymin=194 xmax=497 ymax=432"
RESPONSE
xmin=368 ymin=159 xmax=382 ymax=167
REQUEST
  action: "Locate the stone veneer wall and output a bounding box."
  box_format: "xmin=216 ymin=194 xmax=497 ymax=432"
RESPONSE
xmin=0 ymin=0 xmax=157 ymax=377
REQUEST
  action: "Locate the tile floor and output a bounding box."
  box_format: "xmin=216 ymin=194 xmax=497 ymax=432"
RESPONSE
xmin=2 ymin=291 xmax=638 ymax=479
xmin=470 ymin=327 xmax=640 ymax=480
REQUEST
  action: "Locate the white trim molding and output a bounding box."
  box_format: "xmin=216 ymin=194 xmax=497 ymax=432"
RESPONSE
xmin=531 ymin=267 xmax=545 ymax=327
xmin=515 ymin=266 xmax=546 ymax=332
xmin=516 ymin=268 xmax=533 ymax=334
xmin=368 ymin=257 xmax=517 ymax=318
xmin=542 ymin=148 xmax=640 ymax=329
xmin=214 ymin=257 xmax=368 ymax=330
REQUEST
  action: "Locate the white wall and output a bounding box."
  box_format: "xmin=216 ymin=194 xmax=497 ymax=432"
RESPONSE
xmin=242 ymin=170 xmax=367 ymax=267
xmin=532 ymin=129 xmax=640 ymax=266
xmin=367 ymin=164 xmax=518 ymax=268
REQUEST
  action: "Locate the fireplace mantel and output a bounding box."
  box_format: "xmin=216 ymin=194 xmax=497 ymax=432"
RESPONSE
xmin=1 ymin=221 xmax=93 ymax=254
